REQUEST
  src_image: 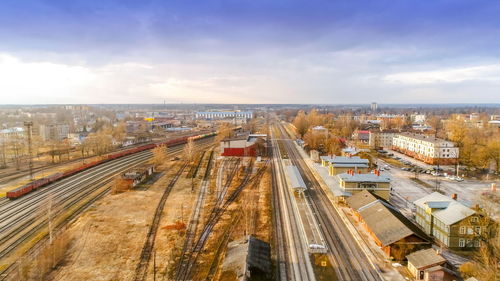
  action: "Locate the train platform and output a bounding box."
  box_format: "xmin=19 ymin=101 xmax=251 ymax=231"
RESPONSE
xmin=283 ymin=159 xmax=326 ymax=253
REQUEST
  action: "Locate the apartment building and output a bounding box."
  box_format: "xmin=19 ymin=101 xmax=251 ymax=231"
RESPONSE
xmin=369 ymin=129 xmax=398 ymax=149
xmin=392 ymin=133 xmax=459 ymax=165
xmin=39 ymin=124 xmax=70 ymax=141
xmin=414 ymin=193 xmax=493 ymax=249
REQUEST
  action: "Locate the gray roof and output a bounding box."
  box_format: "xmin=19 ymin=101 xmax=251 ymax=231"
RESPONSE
xmin=414 ymin=192 xmax=475 ymax=225
xmin=320 ymin=156 xmax=369 ymax=165
xmin=397 ymin=132 xmax=455 ymax=145
xmin=346 ymin=190 xmax=378 ymax=211
xmin=222 ymin=236 xmax=271 ymax=280
xmin=338 ymin=173 xmax=391 ymax=183
xmin=349 ymin=191 xmax=430 ymax=246
xmin=406 ymin=248 xmax=446 ymax=269
xmin=285 ymin=166 xmax=306 ymax=189
xmin=332 ymin=163 xmax=369 ymax=168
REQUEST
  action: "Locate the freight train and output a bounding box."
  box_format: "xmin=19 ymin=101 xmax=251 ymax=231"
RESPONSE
xmin=6 ymin=131 xmax=218 ymax=199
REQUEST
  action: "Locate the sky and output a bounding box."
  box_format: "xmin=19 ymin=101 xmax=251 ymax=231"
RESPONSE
xmin=0 ymin=0 xmax=500 ymax=104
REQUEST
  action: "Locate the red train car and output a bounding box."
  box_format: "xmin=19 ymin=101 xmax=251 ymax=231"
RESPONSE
xmin=6 ymin=131 xmax=216 ymax=199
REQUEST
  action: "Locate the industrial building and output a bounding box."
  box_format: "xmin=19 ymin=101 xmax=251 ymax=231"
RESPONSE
xmin=195 ymin=111 xmax=253 ymax=120
xmin=220 ymin=235 xmax=271 ymax=281
xmin=347 ymin=190 xmax=431 ymax=260
xmin=220 ymin=134 xmax=267 ymax=157
xmin=392 ymin=133 xmax=459 ymax=165
xmin=320 ymin=156 xmax=369 ymax=175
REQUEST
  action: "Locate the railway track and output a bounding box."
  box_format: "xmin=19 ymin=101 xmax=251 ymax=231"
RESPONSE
xmin=0 ymin=137 xmax=214 ymax=280
xmin=271 ymin=148 xmax=290 ymax=281
xmin=277 ymin=122 xmax=383 ymax=281
xmin=271 ymin=130 xmax=316 ymax=281
xmin=173 ymin=158 xmax=242 ymax=281
xmin=173 ymin=151 xmax=214 ymax=281
xmin=133 ymin=162 xmax=189 ymax=281
xmin=174 ymin=160 xmax=267 ymax=281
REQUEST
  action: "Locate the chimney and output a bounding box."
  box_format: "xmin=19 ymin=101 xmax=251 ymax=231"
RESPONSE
xmin=492 ymin=183 xmax=497 ymax=192
xmin=451 ymin=193 xmax=457 ymax=200
xmin=358 ymin=169 xmax=362 ymax=174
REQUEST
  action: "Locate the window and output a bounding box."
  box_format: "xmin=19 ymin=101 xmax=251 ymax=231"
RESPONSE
xmin=467 ymin=227 xmax=474 ymax=235
xmin=445 ymin=225 xmax=450 ymax=233
xmin=459 ymin=238 xmax=465 ymax=247
xmin=471 ymin=217 xmax=478 ymax=223
xmin=475 ymin=226 xmax=481 ymax=235
xmin=474 ymin=240 xmax=481 ymax=247
xmin=460 ymin=226 xmax=466 ymax=234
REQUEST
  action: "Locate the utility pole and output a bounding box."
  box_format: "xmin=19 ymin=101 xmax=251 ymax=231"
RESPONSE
xmin=24 ymin=121 xmax=34 ymax=180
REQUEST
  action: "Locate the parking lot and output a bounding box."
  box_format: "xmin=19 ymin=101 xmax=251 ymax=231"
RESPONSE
xmin=376 ymin=155 xmax=495 ymax=208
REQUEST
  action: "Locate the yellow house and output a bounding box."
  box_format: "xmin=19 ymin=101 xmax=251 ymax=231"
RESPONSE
xmin=337 ymin=170 xmax=391 ymax=200
xmin=320 ymin=156 xmax=369 ymax=176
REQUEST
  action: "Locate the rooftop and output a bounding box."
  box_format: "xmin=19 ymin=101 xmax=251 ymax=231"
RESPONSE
xmin=285 ymin=165 xmax=306 ymax=189
xmin=338 ymin=172 xmax=391 ymax=183
xmin=0 ymin=127 xmax=24 ymax=134
xmin=222 ymin=236 xmax=271 ymax=280
xmin=320 ymin=156 xmax=369 ymax=165
xmin=406 ymin=248 xmax=446 ymax=269
xmin=397 ymin=132 xmax=455 ymax=145
xmin=414 ymin=192 xmax=475 ymax=225
xmin=351 ymin=196 xmax=429 ymax=246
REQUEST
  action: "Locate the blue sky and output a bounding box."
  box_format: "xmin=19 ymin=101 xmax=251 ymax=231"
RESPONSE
xmin=0 ymin=0 xmax=499 ymax=104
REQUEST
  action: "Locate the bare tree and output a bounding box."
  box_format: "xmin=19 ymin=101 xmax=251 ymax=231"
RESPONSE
xmin=184 ymin=138 xmax=196 ymax=191
xmin=151 ymin=144 xmax=167 ymax=166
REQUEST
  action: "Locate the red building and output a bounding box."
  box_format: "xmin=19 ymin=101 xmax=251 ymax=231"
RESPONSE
xmin=220 ymin=134 xmax=267 ymax=157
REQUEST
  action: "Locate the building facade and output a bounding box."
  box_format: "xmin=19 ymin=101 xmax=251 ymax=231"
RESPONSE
xmin=392 ymin=133 xmax=459 ymax=165
xmin=337 ymin=170 xmax=391 ymax=200
xmin=0 ymin=127 xmax=24 ymax=142
xmin=414 ymin=193 xmax=491 ymax=249
xmin=195 ymin=111 xmax=253 ymax=120
xmin=369 ymin=129 xmax=398 ymax=149
xmin=346 ymin=190 xmax=431 ymax=260
xmin=39 ymin=124 xmax=70 ymax=141
xmin=320 ymin=156 xmax=369 ymax=175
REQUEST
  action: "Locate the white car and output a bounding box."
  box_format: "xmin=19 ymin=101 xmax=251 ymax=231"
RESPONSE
xmin=455 ymin=177 xmax=464 ymax=182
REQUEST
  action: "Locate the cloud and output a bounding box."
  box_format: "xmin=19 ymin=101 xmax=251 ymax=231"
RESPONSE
xmin=383 ymin=65 xmax=500 ymax=84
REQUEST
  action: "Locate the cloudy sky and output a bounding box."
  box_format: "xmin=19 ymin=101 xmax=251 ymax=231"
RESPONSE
xmin=1 ymin=0 xmax=499 ymax=104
